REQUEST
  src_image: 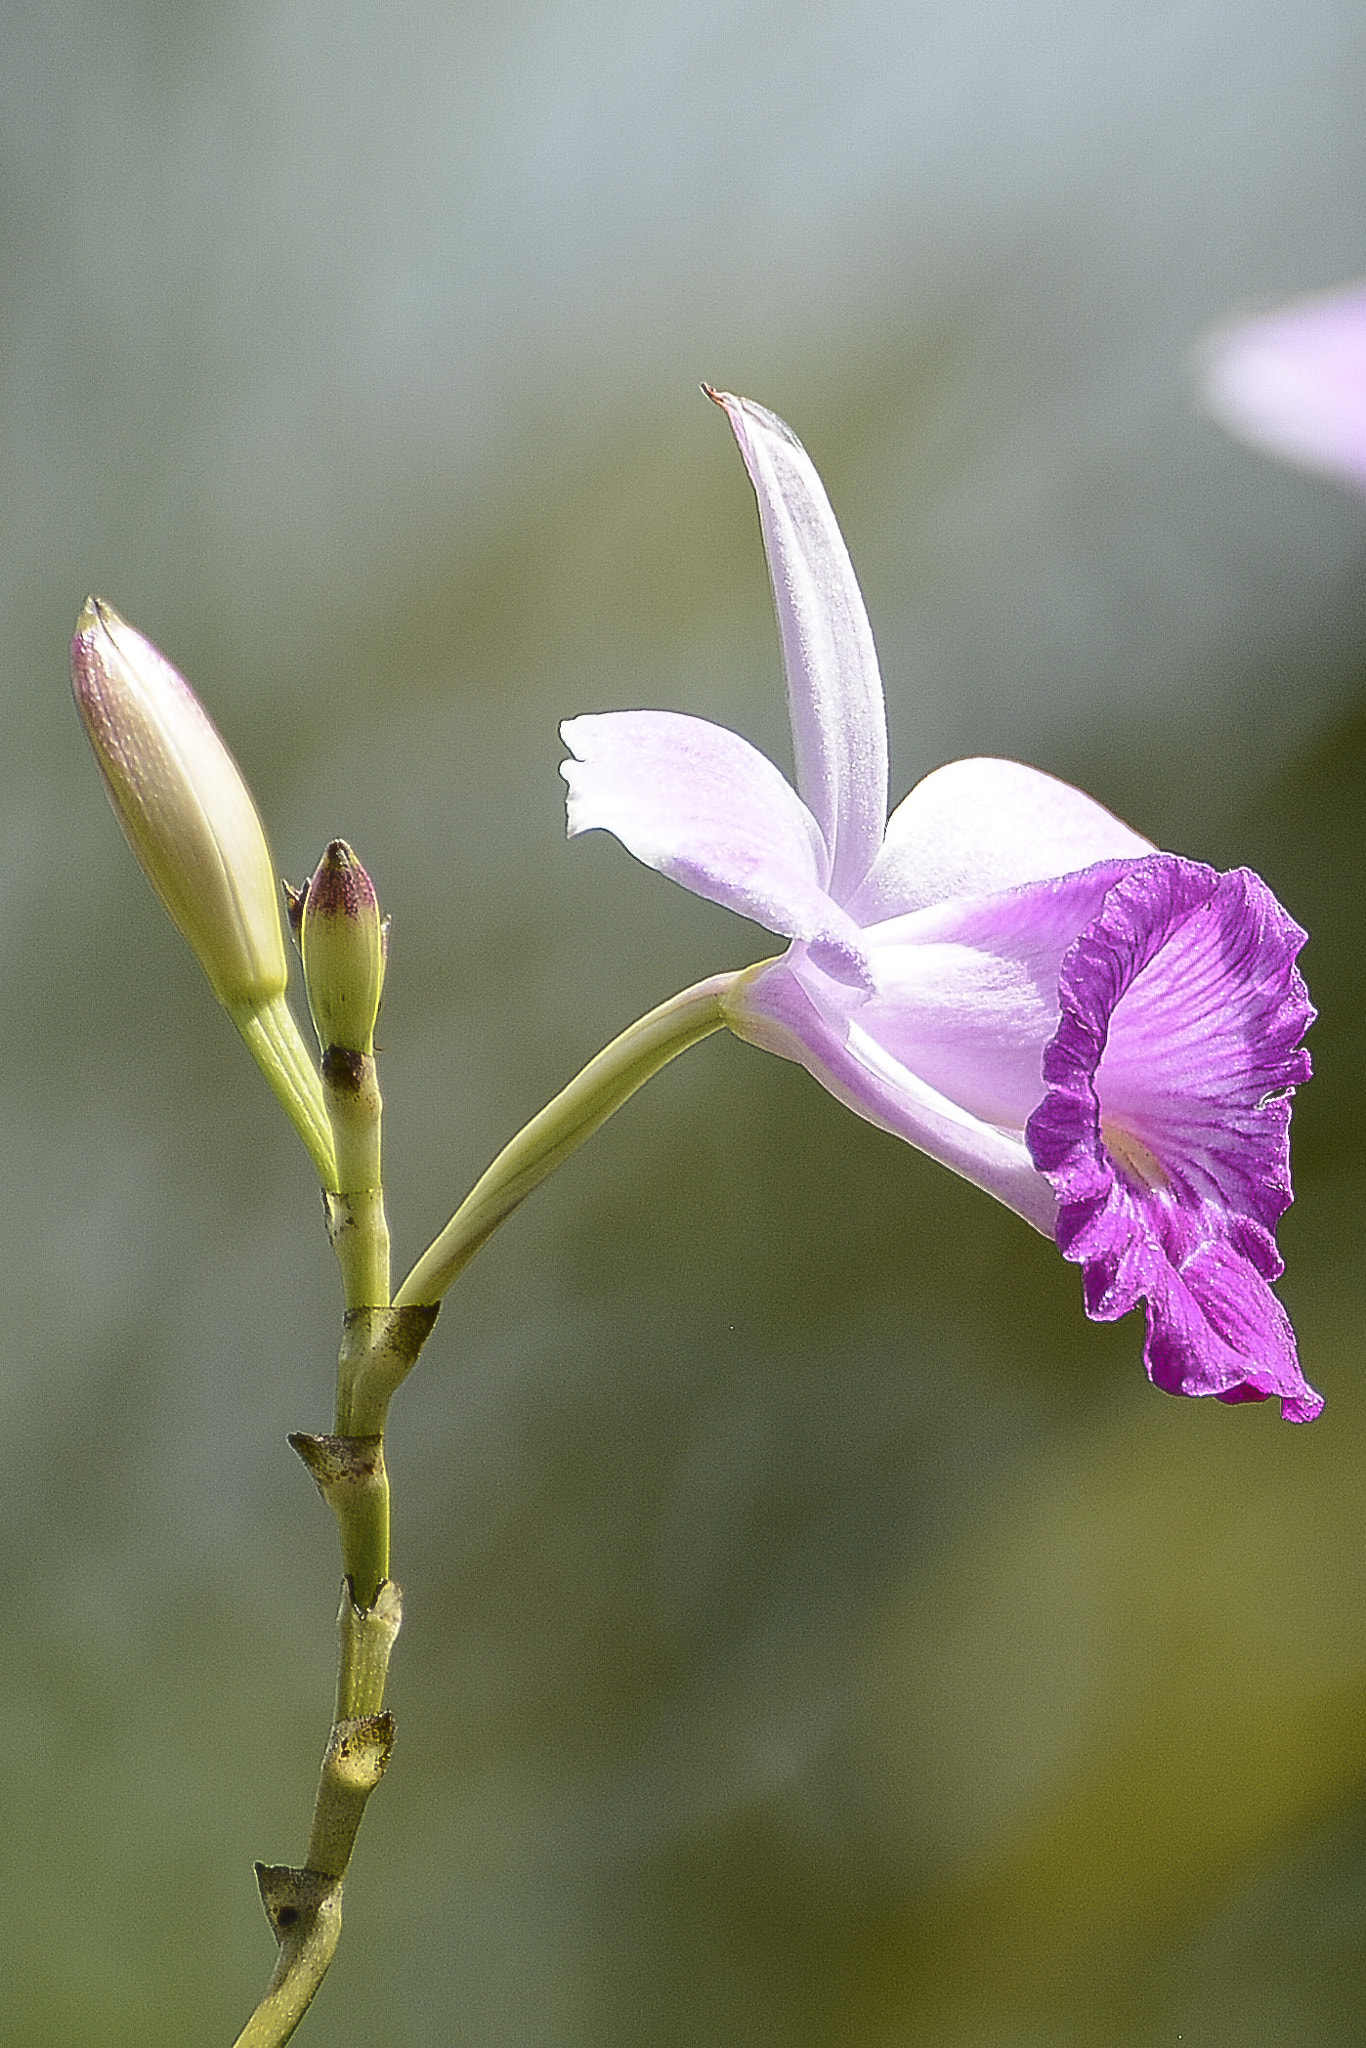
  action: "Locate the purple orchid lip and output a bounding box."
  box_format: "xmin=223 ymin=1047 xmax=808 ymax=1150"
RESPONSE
xmin=561 ymin=392 xmax=1318 ymax=1419
xmin=1025 ymin=858 xmax=1318 ymax=1421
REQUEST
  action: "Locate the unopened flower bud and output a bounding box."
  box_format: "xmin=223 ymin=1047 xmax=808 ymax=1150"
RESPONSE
xmin=299 ymin=841 xmax=385 ymax=1055
xmin=71 ymin=596 xmax=288 ymax=1009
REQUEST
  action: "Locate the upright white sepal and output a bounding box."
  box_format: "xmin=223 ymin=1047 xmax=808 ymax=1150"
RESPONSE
xmin=706 ymin=390 xmax=889 ymax=902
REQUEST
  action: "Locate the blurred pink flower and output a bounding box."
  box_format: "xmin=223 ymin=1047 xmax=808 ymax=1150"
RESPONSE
xmin=1203 ymin=278 xmax=1366 ymax=490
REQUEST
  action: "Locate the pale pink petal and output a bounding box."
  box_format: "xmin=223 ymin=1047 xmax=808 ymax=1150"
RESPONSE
xmin=561 ymin=710 xmax=871 ymax=985
xmin=1202 ymin=279 xmax=1366 ymax=491
xmin=854 ymin=862 xmax=1134 ymax=1129
xmin=726 ymin=865 xmax=1139 ymax=1235
xmin=711 ymin=392 xmax=889 ymax=902
xmin=849 ymin=757 xmax=1155 ymax=922
xmin=725 ymin=950 xmax=1058 ymax=1234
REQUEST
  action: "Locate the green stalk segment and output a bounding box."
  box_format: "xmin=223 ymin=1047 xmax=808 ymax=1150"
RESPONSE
xmin=335 ymin=1578 xmax=403 ymax=1721
xmin=231 ymin=1867 xmax=343 ymax=2048
xmin=231 ymin=992 xmax=337 ymax=1186
xmin=335 ymin=1304 xmax=441 ymax=1439
xmin=304 ymin=1714 xmax=397 ymax=1879
xmin=289 ymin=1431 xmax=391 ymax=1608
xmin=319 ymin=1048 xmax=390 ymax=1309
xmin=394 ymin=971 xmax=738 ymax=1308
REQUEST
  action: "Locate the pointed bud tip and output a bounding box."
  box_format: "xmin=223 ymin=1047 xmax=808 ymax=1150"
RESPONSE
xmin=306 ymin=839 xmax=379 ymax=921
xmin=73 ymin=595 xmax=131 ymax=654
xmin=320 ymin=838 xmax=366 ymax=886
xmin=71 ymin=597 xmax=114 ymax=707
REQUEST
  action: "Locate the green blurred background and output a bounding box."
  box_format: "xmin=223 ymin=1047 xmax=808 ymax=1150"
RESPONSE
xmin=7 ymin=2 xmax=1366 ymax=2041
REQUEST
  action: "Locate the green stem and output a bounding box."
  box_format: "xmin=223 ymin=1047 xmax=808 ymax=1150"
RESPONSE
xmin=334 ymin=1304 xmax=440 ymax=1441
xmin=231 ymin=1868 xmax=343 ymax=2048
xmin=231 ymin=993 xmax=338 ymax=1186
xmin=289 ymin=1430 xmax=391 ymax=1607
xmin=320 ymin=1049 xmax=390 ymax=1310
xmin=303 ymin=1713 xmax=396 ymax=1878
xmin=234 ymin=1019 xmax=411 ymax=2042
xmin=235 ymin=974 xmax=740 ymax=2043
xmin=323 ymin=1188 xmax=391 ymax=1317
xmin=334 ymin=1578 xmax=403 ymax=1720
xmin=393 ymin=972 xmax=738 ymax=1308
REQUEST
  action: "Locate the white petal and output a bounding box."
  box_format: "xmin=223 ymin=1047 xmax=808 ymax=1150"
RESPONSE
xmin=727 ymin=954 xmax=1057 ymax=1234
xmin=712 ymin=392 xmax=889 ymax=902
xmin=848 ymin=757 xmax=1154 ymax=921
xmin=859 ymin=863 xmax=1134 ymax=1128
xmin=561 ymin=710 xmax=871 ymax=984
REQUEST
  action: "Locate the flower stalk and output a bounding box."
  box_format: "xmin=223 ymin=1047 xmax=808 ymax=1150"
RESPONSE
xmin=232 ymin=1869 xmax=343 ymax=2048
xmin=394 ymin=971 xmax=739 ymax=1308
xmin=230 ymin=993 xmax=338 ymax=1184
xmin=233 ymin=967 xmax=737 ymax=2043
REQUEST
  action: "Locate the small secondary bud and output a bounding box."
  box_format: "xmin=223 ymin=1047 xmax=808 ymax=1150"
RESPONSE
xmin=71 ymin=596 xmax=288 ymax=1009
xmin=299 ymin=841 xmax=385 ymax=1055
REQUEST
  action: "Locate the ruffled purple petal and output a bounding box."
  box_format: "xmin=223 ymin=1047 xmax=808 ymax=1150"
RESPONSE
xmin=1202 ymin=279 xmax=1366 ymax=492
xmin=712 ymin=392 xmax=889 ymax=903
xmin=848 ymin=757 xmax=1155 ymax=922
xmin=561 ymin=710 xmax=872 ymax=986
xmin=1026 ymin=856 xmax=1320 ymax=1420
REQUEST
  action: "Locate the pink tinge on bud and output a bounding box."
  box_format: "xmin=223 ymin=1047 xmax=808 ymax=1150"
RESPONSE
xmin=71 ymin=597 xmax=289 ymax=1009
xmin=305 ymin=841 xmax=381 ymax=923
xmin=299 ymin=838 xmax=385 ymax=1054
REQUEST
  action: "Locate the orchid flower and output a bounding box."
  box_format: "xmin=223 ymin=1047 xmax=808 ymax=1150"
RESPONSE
xmin=561 ymin=392 xmax=1320 ymax=1421
xmin=1202 ymin=278 xmax=1366 ymax=493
